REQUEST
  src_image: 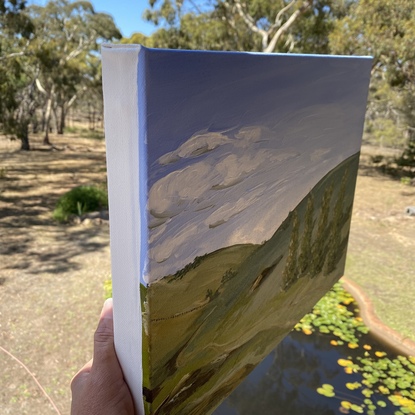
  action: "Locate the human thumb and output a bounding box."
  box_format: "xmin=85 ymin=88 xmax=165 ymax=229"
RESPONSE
xmin=92 ymin=298 xmax=118 ymax=370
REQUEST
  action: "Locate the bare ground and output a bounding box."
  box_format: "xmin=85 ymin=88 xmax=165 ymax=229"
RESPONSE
xmin=0 ymin=135 xmax=111 ymax=415
xmin=346 ymin=146 xmax=415 ymax=341
xmin=0 ymin=137 xmax=414 ymax=414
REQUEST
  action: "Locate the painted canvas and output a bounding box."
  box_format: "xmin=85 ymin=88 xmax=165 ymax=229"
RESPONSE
xmin=101 ymin=45 xmax=372 ymax=415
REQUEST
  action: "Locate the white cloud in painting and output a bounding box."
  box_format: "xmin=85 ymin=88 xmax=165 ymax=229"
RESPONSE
xmin=310 ymin=148 xmax=331 ymax=162
xmin=145 ymin=110 xmax=362 ymax=283
xmin=148 ymin=161 xmax=215 ymax=218
xmin=212 ymin=149 xmax=277 ymax=189
xmin=158 ymin=131 xmax=229 ymax=165
xmin=205 ymin=186 xmax=265 ymax=229
xmin=151 ymin=223 xmax=199 ymax=264
xmin=149 ymin=145 xmax=288 ymax=223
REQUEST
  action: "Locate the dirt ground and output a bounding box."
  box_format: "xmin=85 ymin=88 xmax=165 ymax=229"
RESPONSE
xmin=0 ymin=135 xmax=414 ymax=414
xmin=346 ymin=146 xmax=415 ymax=341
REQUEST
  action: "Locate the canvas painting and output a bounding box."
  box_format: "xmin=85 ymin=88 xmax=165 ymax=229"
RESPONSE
xmin=101 ymin=45 xmax=372 ymax=415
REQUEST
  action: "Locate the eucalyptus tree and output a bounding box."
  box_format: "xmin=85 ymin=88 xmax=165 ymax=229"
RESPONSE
xmin=143 ymin=0 xmax=352 ymax=53
xmin=330 ymin=0 xmax=415 ymax=156
xmin=28 ymin=0 xmax=121 ymax=143
xmin=0 ymin=0 xmax=35 ymax=149
xmin=1 ymin=0 xmax=121 ymax=149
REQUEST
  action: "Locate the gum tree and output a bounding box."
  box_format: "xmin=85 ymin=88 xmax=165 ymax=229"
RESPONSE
xmin=330 ymin=0 xmax=415 ymax=159
xmin=143 ymin=0 xmax=352 ymax=53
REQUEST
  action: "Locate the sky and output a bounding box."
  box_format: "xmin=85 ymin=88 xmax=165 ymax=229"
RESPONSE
xmin=138 ymin=49 xmax=372 ymax=282
xmin=27 ymin=0 xmax=156 ymax=38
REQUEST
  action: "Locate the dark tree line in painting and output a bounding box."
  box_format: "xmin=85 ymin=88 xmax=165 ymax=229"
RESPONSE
xmin=142 ymin=155 xmax=359 ymax=415
xmin=282 ymin=168 xmax=350 ymax=290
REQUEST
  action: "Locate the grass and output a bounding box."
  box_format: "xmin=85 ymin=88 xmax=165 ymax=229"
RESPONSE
xmin=64 ymin=127 xmax=104 ymax=140
xmin=346 ymin=249 xmax=415 ymax=341
xmin=142 ymin=155 xmax=359 ymax=415
xmin=52 ymin=185 xmax=108 ymax=222
xmin=344 ymin=150 xmax=415 ymax=341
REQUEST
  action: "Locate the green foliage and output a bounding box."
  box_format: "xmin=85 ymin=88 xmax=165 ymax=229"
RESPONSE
xmin=325 ymin=170 xmax=348 ymax=274
xmin=53 ymin=185 xmax=108 ymax=222
xmin=221 ymin=268 xmax=237 ymax=284
xmin=143 ymin=0 xmax=350 ymax=53
xmin=316 ymin=383 xmax=335 ymax=398
xmin=64 ymin=126 xmax=105 ymax=140
xmin=104 ymin=277 xmax=112 ymax=299
xmin=297 ymin=282 xmax=415 ymax=415
xmin=0 ymin=0 xmax=121 ymax=149
xmin=120 ymin=32 xmax=152 ymax=46
xmin=330 ymin=0 xmax=415 ymax=153
xmin=0 ymin=166 xmax=7 ymax=179
xmin=311 ymin=183 xmax=333 ymax=275
xmin=282 ymin=210 xmax=299 ymax=289
xmin=400 ymin=177 xmax=412 ymax=186
xmin=296 ymin=282 xmax=369 ymax=343
xmin=298 ymin=194 xmax=314 ymax=276
xmin=363 ymin=79 xmax=409 ymax=150
xmin=397 ymin=141 xmax=415 ymax=169
xmin=0 ymin=0 xmax=34 ymax=37
xmin=169 ymin=253 xmax=209 ymax=282
xmin=205 ymin=288 xmax=219 ymax=301
xmin=0 ymin=1 xmax=35 ymax=149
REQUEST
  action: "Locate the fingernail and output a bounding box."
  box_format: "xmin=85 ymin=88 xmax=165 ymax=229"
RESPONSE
xmin=100 ymin=298 xmax=113 ymax=320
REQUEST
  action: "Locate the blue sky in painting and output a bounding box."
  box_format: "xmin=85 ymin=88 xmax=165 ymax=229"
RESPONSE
xmin=142 ymin=49 xmax=372 ymax=282
xmin=144 ymin=49 xmax=370 ymax=170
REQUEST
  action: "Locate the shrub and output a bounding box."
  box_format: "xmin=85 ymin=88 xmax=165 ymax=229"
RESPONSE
xmin=104 ymin=278 xmax=112 ymax=299
xmin=53 ymin=185 xmax=108 ymax=222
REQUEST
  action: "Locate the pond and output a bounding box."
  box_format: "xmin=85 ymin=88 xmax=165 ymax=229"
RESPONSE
xmin=214 ymin=284 xmax=415 ymax=415
xmin=214 ymin=330 xmax=402 ymax=414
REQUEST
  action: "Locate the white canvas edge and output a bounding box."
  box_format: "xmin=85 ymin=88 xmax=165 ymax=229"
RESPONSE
xmin=101 ymin=44 xmax=144 ymax=414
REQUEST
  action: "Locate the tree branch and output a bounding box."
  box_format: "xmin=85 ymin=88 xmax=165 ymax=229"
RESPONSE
xmin=0 ymin=51 xmax=25 ymax=61
xmin=265 ymin=1 xmax=311 ymax=53
xmin=66 ymin=85 xmax=87 ymax=109
xmin=271 ymin=0 xmax=297 ymax=29
xmin=35 ymin=78 xmax=47 ymax=95
xmin=233 ymin=0 xmax=267 ymax=37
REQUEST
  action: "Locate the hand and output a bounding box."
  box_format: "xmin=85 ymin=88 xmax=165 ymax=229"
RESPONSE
xmin=71 ymin=298 xmax=136 ymax=415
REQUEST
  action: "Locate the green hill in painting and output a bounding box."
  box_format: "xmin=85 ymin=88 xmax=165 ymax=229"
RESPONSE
xmin=142 ymin=153 xmax=360 ymax=415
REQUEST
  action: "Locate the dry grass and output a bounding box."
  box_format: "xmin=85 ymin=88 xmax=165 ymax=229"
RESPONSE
xmin=0 ymin=134 xmax=111 ymax=414
xmin=346 ymin=146 xmax=415 ymax=341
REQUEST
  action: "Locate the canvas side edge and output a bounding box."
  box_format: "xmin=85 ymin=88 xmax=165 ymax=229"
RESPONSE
xmin=101 ymin=45 xmax=145 ymax=415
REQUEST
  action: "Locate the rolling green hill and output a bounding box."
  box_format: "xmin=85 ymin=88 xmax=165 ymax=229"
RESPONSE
xmin=143 ymin=152 xmax=360 ymax=415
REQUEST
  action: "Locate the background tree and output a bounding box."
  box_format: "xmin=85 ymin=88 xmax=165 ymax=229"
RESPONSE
xmin=0 ymin=0 xmax=35 ymax=149
xmin=142 ymin=0 xmax=352 ymax=53
xmin=0 ymin=0 xmax=121 ymax=149
xmin=28 ymin=0 xmax=121 ymax=143
xmin=330 ymin=0 xmax=415 ymax=160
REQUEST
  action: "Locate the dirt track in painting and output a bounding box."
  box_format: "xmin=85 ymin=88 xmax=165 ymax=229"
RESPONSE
xmin=143 ymin=153 xmax=360 ymax=415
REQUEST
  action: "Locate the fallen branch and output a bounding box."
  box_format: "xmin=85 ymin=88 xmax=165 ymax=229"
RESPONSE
xmin=0 ymin=345 xmax=62 ymax=415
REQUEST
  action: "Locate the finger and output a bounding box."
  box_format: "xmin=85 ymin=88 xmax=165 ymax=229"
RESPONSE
xmin=78 ymin=358 xmax=93 ymax=375
xmin=71 ymin=358 xmax=93 ymax=394
xmin=92 ymin=298 xmax=118 ymax=369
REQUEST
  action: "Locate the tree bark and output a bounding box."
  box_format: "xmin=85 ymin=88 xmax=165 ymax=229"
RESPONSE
xmin=43 ymin=89 xmax=54 ymax=145
xmin=20 ymin=136 xmax=30 ymax=150
xmin=19 ymin=124 xmax=30 ymax=151
xmin=58 ymin=104 xmax=66 ymax=134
